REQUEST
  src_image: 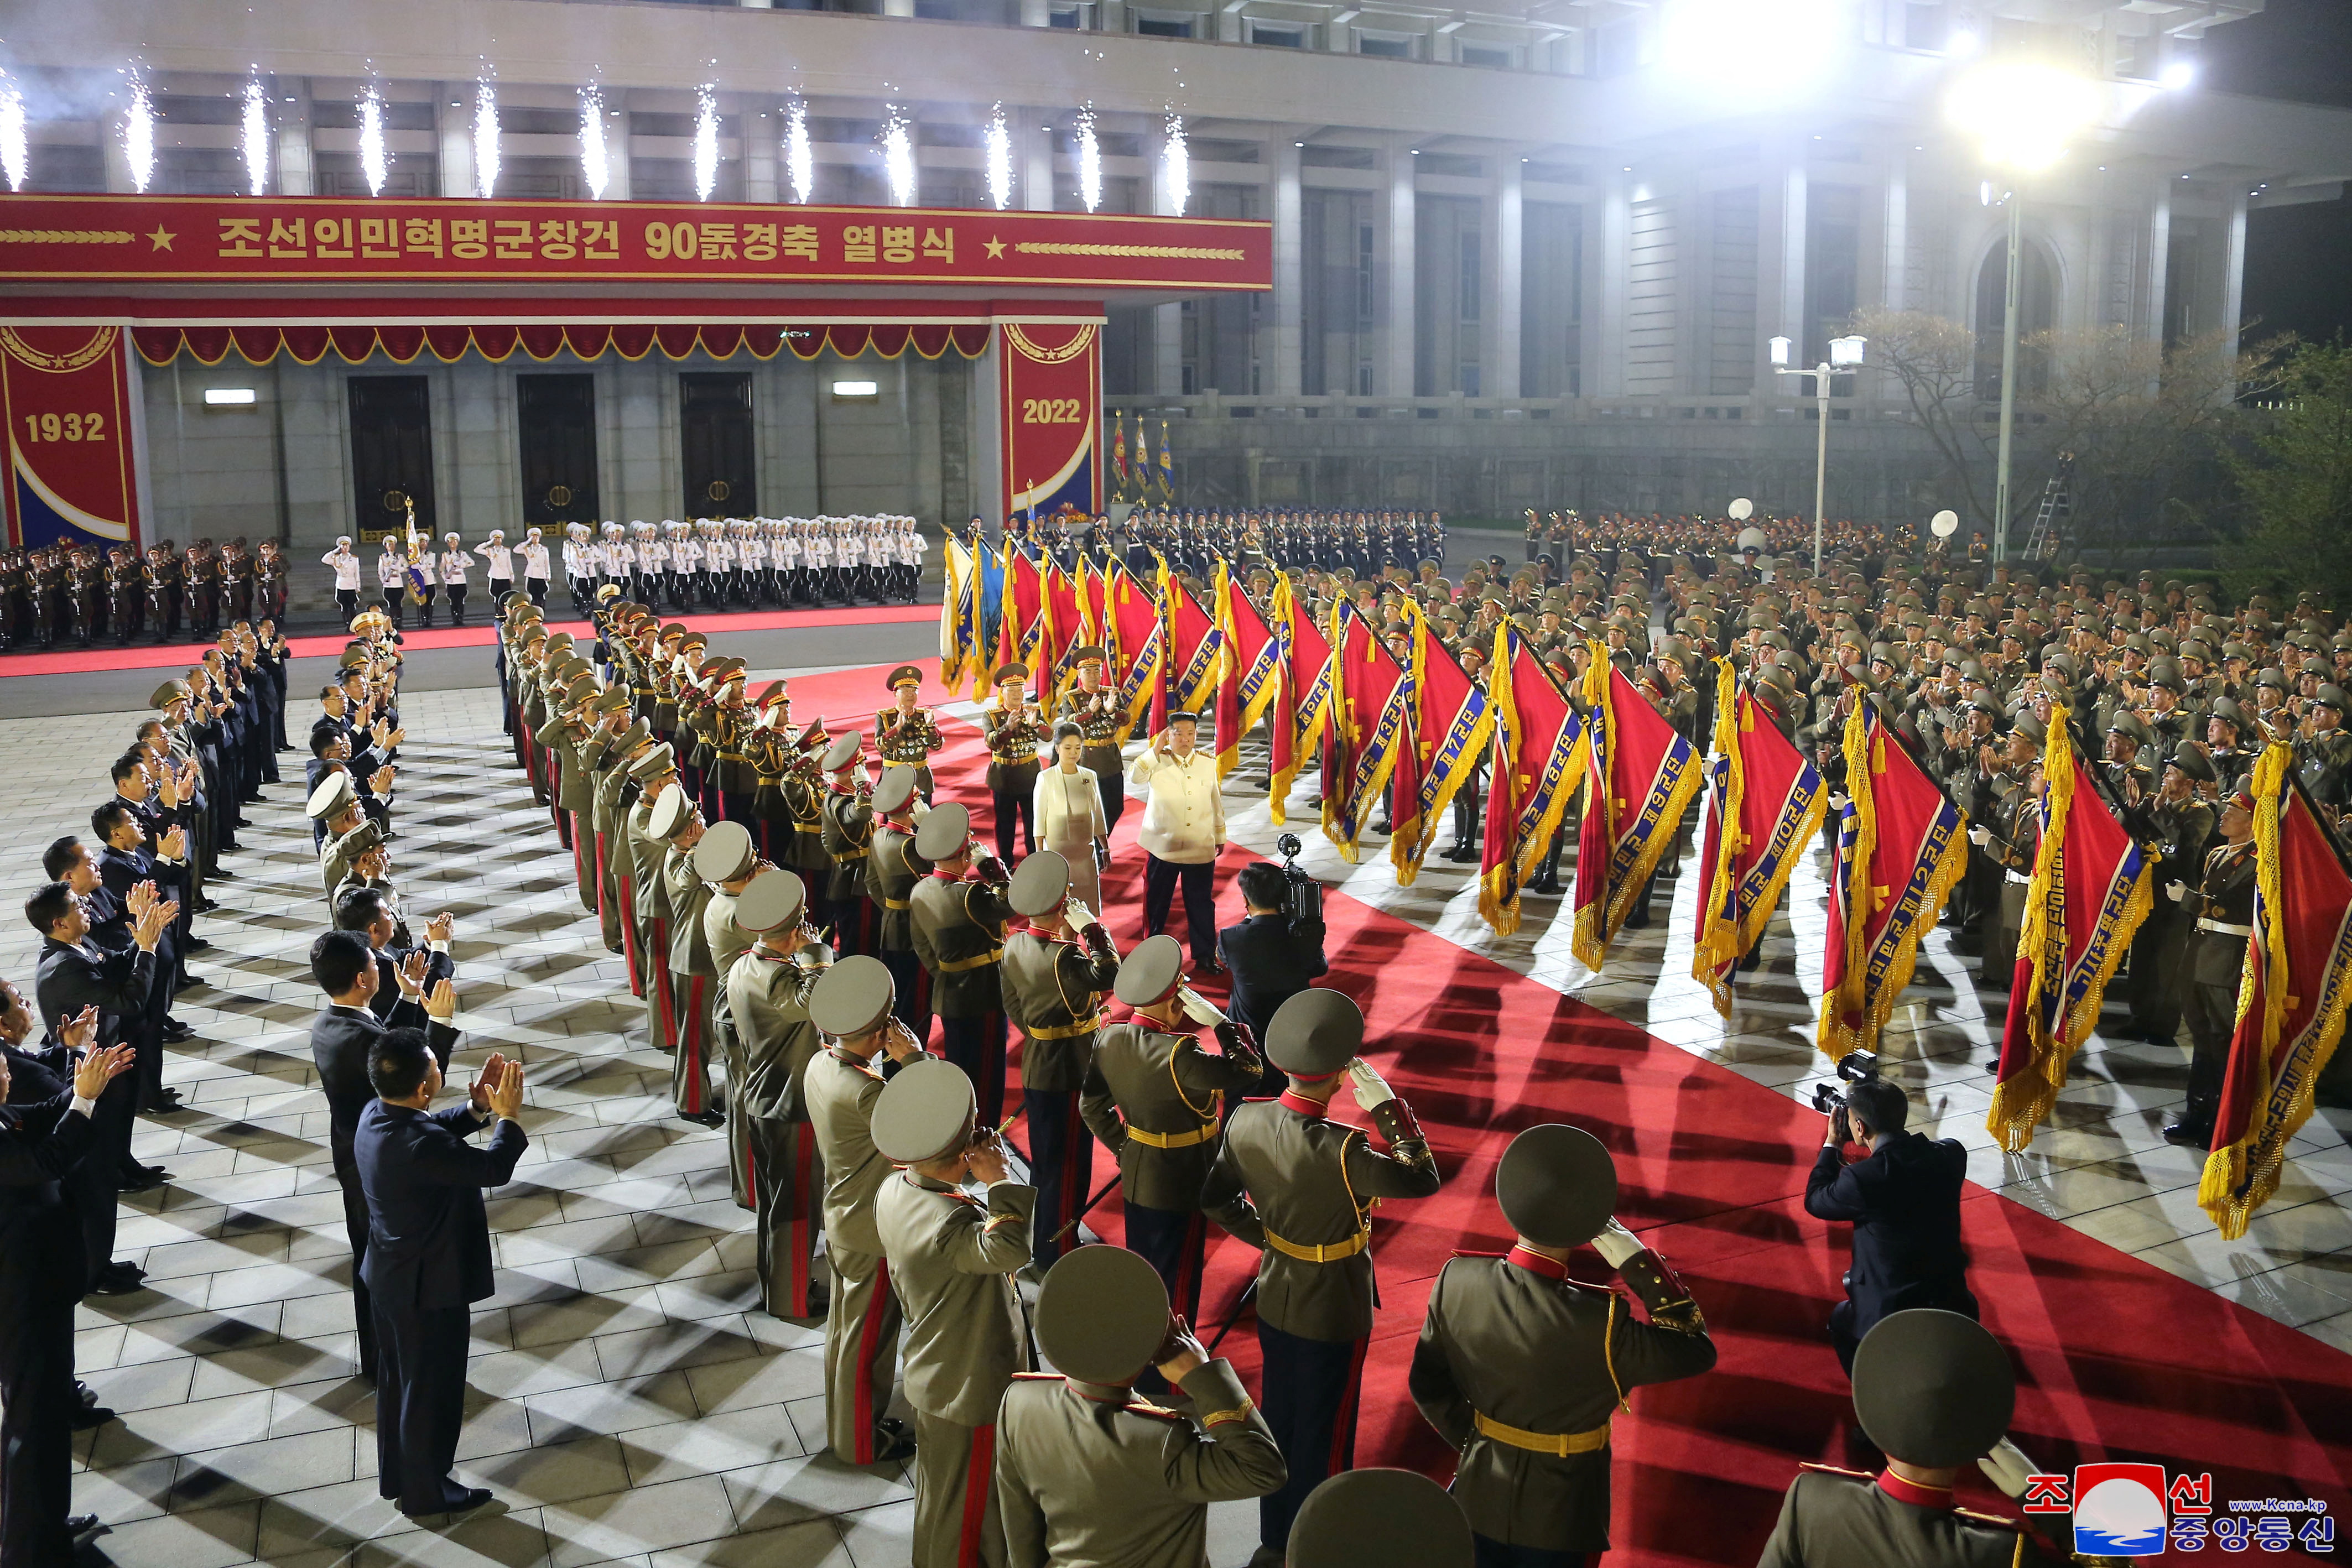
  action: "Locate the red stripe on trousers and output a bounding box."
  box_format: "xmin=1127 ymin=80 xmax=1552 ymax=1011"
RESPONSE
xmin=681 ymin=976 xmax=706 ymax=1112
xmin=1172 ymin=1210 xmax=1207 ymax=1320
xmin=594 ymin=832 xmax=609 ymax=924
xmin=789 ymin=1135 xmax=814 ymax=1313
xmin=958 ymin=1423 xmax=997 ymax=1567
xmin=618 ymin=879 xmax=642 ymax=996
xmin=653 ymin=923 xmax=674 ymax=1043
xmin=852 ymin=1256 xmax=892 ymax=1463
xmin=1330 ymin=1337 xmax=1370 ymax=1475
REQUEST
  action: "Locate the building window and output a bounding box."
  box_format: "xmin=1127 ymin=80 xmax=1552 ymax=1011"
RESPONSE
xmin=2115 ymin=32 xmax=2158 ymax=80
xmin=1357 ymin=364 xmax=1374 ymax=396
xmin=1250 ymin=20 xmax=1304 ymax=45
xmin=1356 ymin=223 xmax=1376 ymax=322
xmin=1460 ymin=44 xmax=1513 ymax=69
xmin=1049 ymin=4 xmax=1084 ymax=24
xmin=1459 ymin=231 xmax=1481 ymax=323
xmin=1357 ymin=31 xmax=1416 ymax=57
xmin=1136 ymin=12 xmax=1195 ymax=37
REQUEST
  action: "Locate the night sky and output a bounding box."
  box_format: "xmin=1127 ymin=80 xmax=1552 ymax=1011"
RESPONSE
xmin=2204 ymin=0 xmax=2352 ymax=345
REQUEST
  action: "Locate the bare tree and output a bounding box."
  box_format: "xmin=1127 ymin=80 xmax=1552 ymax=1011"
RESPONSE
xmin=1848 ymin=308 xmax=1991 ymax=530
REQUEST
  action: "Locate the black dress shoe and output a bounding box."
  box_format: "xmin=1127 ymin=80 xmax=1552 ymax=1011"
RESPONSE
xmin=680 ymin=1109 xmax=725 ymax=1128
xmin=68 ymin=1403 xmax=116 ymax=1431
xmin=401 ymin=1484 xmax=493 ymax=1519
xmin=76 ymin=1380 xmax=97 ymax=1409
xmin=872 ymin=1423 xmax=917 ymax=1463
xmin=2162 ymin=1120 xmax=2213 ymax=1149
xmin=87 ymin=1267 xmax=145 ymax=1297
xmin=183 ymin=936 xmax=211 ymax=951
xmin=192 ymin=900 xmax=221 ymax=914
xmin=159 ymin=1022 xmax=195 ymax=1043
xmin=115 ymin=1167 xmax=166 ymax=1193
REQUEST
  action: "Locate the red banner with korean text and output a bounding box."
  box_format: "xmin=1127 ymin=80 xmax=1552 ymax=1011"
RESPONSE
xmin=0 ymin=195 xmax=1269 ymax=293
xmin=1000 ymin=322 xmax=1100 ymax=521
xmin=0 ymin=325 xmax=139 ymax=551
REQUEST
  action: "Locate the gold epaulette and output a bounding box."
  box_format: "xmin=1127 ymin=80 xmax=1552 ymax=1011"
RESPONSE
xmin=1011 ymin=1372 xmax=1063 ymax=1382
xmin=1796 ymin=1463 xmax=1874 ymax=1481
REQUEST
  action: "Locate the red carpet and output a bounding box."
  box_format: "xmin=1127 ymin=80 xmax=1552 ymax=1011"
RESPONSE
xmin=647 ymin=661 xmax=2352 ymax=1561
xmin=0 ymin=603 xmax=934 ymax=678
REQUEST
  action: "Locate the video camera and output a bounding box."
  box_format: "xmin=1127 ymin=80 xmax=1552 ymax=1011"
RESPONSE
xmin=1809 ymin=1050 xmax=1881 ymax=1144
xmin=1273 ymin=832 xmax=1324 ymax=925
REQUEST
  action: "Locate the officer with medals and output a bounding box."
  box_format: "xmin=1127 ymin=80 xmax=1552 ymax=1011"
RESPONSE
xmin=866 ymin=764 xmax=935 ymax=1043
xmin=649 ymin=786 xmax=723 ymax=1123
xmin=982 ymin=664 xmax=1048 ymax=862
xmin=722 ymin=868 xmax=829 ymax=1318
xmin=872 ymin=1058 xmax=1035 ymax=1568
xmin=2163 ymin=775 xmax=2259 ymax=1149
xmin=1080 ymin=935 xmax=1263 ymax=1351
xmin=1756 ymin=1310 xmax=2077 ymax=1567
xmin=805 ymin=955 xmax=928 ymax=1466
xmin=1291 ymin=1468 xmax=1476 ymax=1568
xmin=995 ymin=1244 xmax=1286 ymax=1567
xmin=909 ymin=803 xmax=1016 ymax=1129
xmin=1058 ymin=647 xmax=1128 ymax=830
xmin=819 ymin=733 xmax=880 ymax=956
xmin=1000 ymin=851 xmax=1121 ymax=1272
xmin=1200 ymin=988 xmax=1443 ymax=1566
xmin=877 ymin=664 xmax=947 ymax=801
xmin=1409 ymin=1124 xmax=1716 ymax=1566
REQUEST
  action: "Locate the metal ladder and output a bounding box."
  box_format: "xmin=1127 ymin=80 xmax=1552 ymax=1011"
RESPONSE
xmin=2020 ymin=452 xmax=2076 ymax=562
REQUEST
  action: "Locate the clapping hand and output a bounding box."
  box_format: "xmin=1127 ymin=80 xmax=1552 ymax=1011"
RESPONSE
xmin=160 ymin=826 xmax=186 ymax=859
xmin=370 ymin=765 xmax=397 ymax=796
xmin=60 ymin=1004 xmax=100 ymax=1055
xmin=397 ymin=950 xmax=429 ymax=998
xmin=424 ymin=977 xmax=457 ymax=1022
xmin=126 ymin=880 xmax=158 ymax=919
xmin=426 ymin=911 xmax=455 ymax=944
xmin=132 ymin=899 xmax=175 ymax=953
xmin=71 ymin=1040 xmax=136 ymax=1100
xmin=468 ymin=1052 xmax=510 ymax=1113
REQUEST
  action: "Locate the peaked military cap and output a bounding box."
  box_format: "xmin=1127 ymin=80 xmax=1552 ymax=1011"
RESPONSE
xmin=1496 ymin=1124 xmax=1619 ymax=1249
xmin=690 ymin=820 xmax=755 ymax=883
xmin=149 ymin=679 xmax=191 ymax=708
xmin=1289 ymin=1470 xmax=1474 ymax=1568
xmin=1266 ymin=987 xmax=1362 ymax=1078
xmin=821 ymin=732 xmax=864 ymax=772
xmin=1113 ymin=934 xmax=1186 ymax=1008
xmin=647 ymin=786 xmax=696 ymax=841
xmin=628 ymin=743 xmax=677 ymax=781
xmin=734 ymin=868 xmax=808 ymax=934
xmin=810 ymin=954 xmax=896 ymax=1038
xmin=870 ymin=765 xmax=919 ymax=816
xmin=1851 ymin=1309 xmax=2016 ymax=1469
xmin=870 ymin=1057 xmax=975 ymax=1163
xmin=1035 ymin=1244 xmax=1171 ymax=1387
xmin=1008 ymin=850 xmax=1071 ymax=917
xmin=305 ymin=772 xmax=356 ymax=820
xmin=913 ymin=801 xmax=971 ymax=861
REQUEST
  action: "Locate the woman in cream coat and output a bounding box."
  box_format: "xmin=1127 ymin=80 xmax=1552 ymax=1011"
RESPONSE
xmin=1033 ymin=721 xmax=1111 ymax=912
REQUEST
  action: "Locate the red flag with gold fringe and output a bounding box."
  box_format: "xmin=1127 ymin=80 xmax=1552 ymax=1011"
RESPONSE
xmin=2202 ymin=744 xmax=2352 ymax=1237
xmin=1268 ymin=572 xmax=1333 ymax=826
xmin=1477 ymin=624 xmax=1584 ymax=937
xmin=1321 ymin=598 xmax=1410 ymax=866
xmin=1570 ymin=651 xmax=1701 ymax=972
xmin=1691 ymin=666 xmax=1828 ymax=1015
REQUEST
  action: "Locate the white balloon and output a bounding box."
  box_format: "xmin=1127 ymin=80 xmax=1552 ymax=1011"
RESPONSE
xmin=1930 ymin=509 xmax=1960 ymax=539
xmin=1727 ymin=497 xmax=1754 ymax=521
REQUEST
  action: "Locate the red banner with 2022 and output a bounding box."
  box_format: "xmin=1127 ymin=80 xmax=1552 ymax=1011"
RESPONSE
xmin=0 ymin=194 xmax=1271 ymax=293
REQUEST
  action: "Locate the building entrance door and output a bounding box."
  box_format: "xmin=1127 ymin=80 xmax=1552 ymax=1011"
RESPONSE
xmin=518 ymin=374 xmax=600 ymax=530
xmin=347 ymin=375 xmax=435 ymax=541
xmin=680 ymin=372 xmax=755 ymax=518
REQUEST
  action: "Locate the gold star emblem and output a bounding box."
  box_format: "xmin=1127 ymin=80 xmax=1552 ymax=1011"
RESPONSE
xmin=984 ymin=235 xmax=1006 ymax=260
xmin=146 ymin=225 xmax=175 ymax=251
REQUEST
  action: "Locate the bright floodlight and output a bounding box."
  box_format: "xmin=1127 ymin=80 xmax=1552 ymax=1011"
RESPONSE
xmin=2160 ymin=59 xmax=2195 ymax=90
xmin=1829 ymin=335 xmax=1866 ymax=368
xmin=204 ymin=388 xmax=257 ymax=407
xmin=1661 ymin=0 xmax=1838 ymax=84
xmin=1948 ymin=61 xmax=2100 ymax=172
xmin=1768 ymin=336 xmax=1792 ymax=368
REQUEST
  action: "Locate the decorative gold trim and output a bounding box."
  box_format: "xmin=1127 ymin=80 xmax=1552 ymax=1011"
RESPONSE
xmin=1002 ymin=321 xmax=1098 ymax=364
xmin=0 ymin=230 xmax=136 ymax=246
xmin=1014 ymin=242 xmax=1246 ymax=262
xmin=0 ymin=323 xmax=121 ymax=372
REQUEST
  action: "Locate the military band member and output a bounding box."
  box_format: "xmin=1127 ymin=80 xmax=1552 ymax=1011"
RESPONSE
xmin=623 ymin=744 xmax=680 ymax=1025
xmin=2123 ymin=749 xmax=2214 ymax=1045
xmin=910 ymin=803 xmax=1015 ymax=1129
xmin=1200 ymin=988 xmax=1443 ymax=1565
xmin=866 ymin=765 xmax=936 ymax=1043
xmin=982 ymin=665 xmax=1047 ymax=862
xmin=878 ymin=665 xmax=948 ymax=801
xmin=1001 ymin=851 xmax=1121 ymax=1272
xmin=2163 ymin=778 xmax=2258 ymax=1149
xmin=1059 ymin=647 xmax=1129 ymax=830
xmin=1080 ymin=936 xmax=1263 ymax=1353
xmin=1409 ymin=1124 xmax=1716 ymax=1566
xmin=806 ymin=955 xmax=928 ymax=1465
xmin=996 ymin=1244 xmax=1287 ymax=1568
xmin=723 ymin=869 xmax=830 ymax=1317
xmin=695 ymin=821 xmax=765 ymax=1128
xmin=648 ymin=786 xmax=722 ymax=1124
xmin=590 ymin=718 xmax=653 ymax=961
xmin=872 ymin=1058 xmax=1036 ymax=1568
xmin=1289 ymin=1468 xmax=1476 ymax=1568
xmin=1756 ymin=1310 xmax=2074 ymax=1568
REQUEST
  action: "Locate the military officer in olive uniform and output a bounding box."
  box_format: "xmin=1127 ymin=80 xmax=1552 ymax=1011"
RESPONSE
xmin=1289 ymin=1469 xmax=1476 ymax=1568
xmin=2124 ymin=749 xmax=2215 ymax=1045
xmin=872 ymin=1059 xmax=1036 ymax=1568
xmin=1058 ymin=647 xmax=1128 ymax=829
xmin=723 ymin=869 xmax=830 ymax=1318
xmin=650 ymin=786 xmax=722 ymax=1122
xmin=820 ymin=733 xmax=881 ymax=957
xmin=1756 ymin=1310 xmax=2076 ymax=1567
xmin=590 ymin=716 xmax=653 ymax=960
xmin=805 ymin=956 xmax=929 ymax=1466
xmin=982 ymin=663 xmax=1048 ymax=862
xmin=1408 ymin=1124 xmax=1717 ymax=1564
xmin=995 ymin=1245 xmax=1286 ymax=1568
xmin=1199 ymin=988 xmax=1444 ymax=1565
xmin=1000 ymin=851 xmax=1121 ymax=1271
xmin=877 ymin=664 xmax=948 ymax=802
xmin=866 ymin=764 xmax=935 ymax=1042
xmin=2164 ymin=778 xmax=2259 ymax=1149
xmin=909 ymin=803 xmax=1015 ymax=1129
xmin=624 ymin=744 xmax=681 ymax=1038
xmin=2297 ymin=684 xmax=2352 ymax=817
xmin=1080 ymin=935 xmax=1263 ymax=1344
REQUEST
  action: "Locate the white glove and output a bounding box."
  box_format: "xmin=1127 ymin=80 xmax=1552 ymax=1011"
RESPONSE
xmin=1967 ymin=825 xmax=1992 ymax=846
xmin=1827 ymin=791 xmax=1850 ymax=812
xmin=1591 ymin=1217 xmax=1643 ymax=1268
xmin=1977 ymin=1436 xmax=2037 ymax=1500
xmin=1346 ymin=1058 xmax=1395 ymax=1112
xmin=2165 ymin=881 xmax=2187 ymax=903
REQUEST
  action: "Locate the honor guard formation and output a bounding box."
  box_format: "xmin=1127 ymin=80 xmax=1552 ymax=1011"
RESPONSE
xmin=2 ymin=499 xmax=2345 ymax=1568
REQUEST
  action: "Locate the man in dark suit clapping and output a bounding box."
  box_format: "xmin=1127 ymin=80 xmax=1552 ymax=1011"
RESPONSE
xmin=1215 ymin=863 xmax=1328 ymax=1091
xmin=357 ymin=1029 xmax=525 ymax=1519
xmin=308 ymin=931 xmax=459 ymax=1383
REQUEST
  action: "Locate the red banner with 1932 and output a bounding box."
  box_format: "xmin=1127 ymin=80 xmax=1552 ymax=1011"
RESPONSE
xmin=0 ymin=325 xmax=138 ymax=551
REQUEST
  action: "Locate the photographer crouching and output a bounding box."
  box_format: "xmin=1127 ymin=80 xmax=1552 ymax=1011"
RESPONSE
xmin=1216 ymin=845 xmax=1328 ymax=1092
xmin=1805 ymin=1067 xmax=1976 ymax=1379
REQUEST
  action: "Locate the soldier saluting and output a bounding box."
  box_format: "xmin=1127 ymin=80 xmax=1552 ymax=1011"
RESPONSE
xmin=909 ymin=803 xmax=1015 ymax=1130
xmin=722 ymin=869 xmax=829 ymax=1319
xmin=2164 ymin=776 xmax=2260 ymax=1149
xmin=1408 ymin=1124 xmax=1716 ymax=1564
xmin=1000 ymin=851 xmax=1121 ymax=1273
xmin=995 ymin=1245 xmax=1287 ymax=1568
xmin=1199 ymin=988 xmax=1443 ymax=1567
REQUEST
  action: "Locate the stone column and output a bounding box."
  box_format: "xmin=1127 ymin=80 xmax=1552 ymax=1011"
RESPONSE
xmin=2220 ymin=187 xmax=2248 ymax=366
xmin=1586 ymin=168 xmax=1629 ymax=397
xmin=274 ymin=79 xmax=315 ymax=197
xmin=1022 ymin=117 xmax=1055 ymax=212
xmin=2142 ymin=175 xmax=2172 ymax=348
xmin=438 ymin=86 xmax=475 ymax=199
xmin=1385 ymin=141 xmax=1416 ymax=396
xmin=1270 ymin=138 xmax=1304 ymax=397
xmin=1492 ymin=151 xmax=1523 ymax=399
xmin=743 ymin=103 xmax=778 ymax=203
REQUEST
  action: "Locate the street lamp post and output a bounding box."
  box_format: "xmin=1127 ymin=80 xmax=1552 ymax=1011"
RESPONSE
xmin=1991 ymin=187 xmax=2024 ymax=562
xmin=1771 ymin=332 xmax=1866 ymax=575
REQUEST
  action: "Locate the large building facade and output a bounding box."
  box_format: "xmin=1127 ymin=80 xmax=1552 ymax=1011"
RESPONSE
xmin=4 ymin=0 xmax=2349 ymax=548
